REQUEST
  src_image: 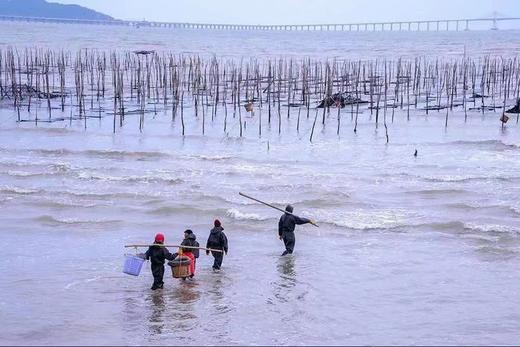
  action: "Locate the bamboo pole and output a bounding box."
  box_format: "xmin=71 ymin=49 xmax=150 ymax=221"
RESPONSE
xmin=124 ymin=244 xmax=224 ymax=253
xmin=239 ymin=192 xmax=318 ymax=227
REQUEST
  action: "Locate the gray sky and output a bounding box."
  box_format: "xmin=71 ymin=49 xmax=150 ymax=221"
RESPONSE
xmin=55 ymin=0 xmax=519 ymax=24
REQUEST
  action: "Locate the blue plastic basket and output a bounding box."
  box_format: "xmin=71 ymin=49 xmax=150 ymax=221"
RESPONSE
xmin=123 ymin=254 xmax=145 ymax=276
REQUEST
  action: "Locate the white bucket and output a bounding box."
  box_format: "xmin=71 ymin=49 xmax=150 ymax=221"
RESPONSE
xmin=123 ymin=254 xmax=145 ymax=276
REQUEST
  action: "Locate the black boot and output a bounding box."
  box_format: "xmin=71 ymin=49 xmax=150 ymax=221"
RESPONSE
xmin=151 ymin=281 xmax=163 ymax=290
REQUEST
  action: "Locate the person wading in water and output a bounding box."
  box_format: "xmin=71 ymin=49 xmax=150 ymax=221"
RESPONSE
xmin=206 ymin=219 xmax=228 ymax=271
xmin=180 ymin=229 xmax=199 ymax=278
xmin=143 ymin=233 xmax=176 ymax=290
xmin=278 ymin=205 xmax=315 ymax=256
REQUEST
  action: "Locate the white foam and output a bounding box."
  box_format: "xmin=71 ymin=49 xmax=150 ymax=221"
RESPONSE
xmin=77 ymin=171 xmax=183 ymax=185
xmin=464 ymin=222 xmax=520 ymax=234
xmin=37 ymin=215 xmax=121 ymax=225
xmin=315 ymin=208 xmax=420 ymax=230
xmin=0 ymin=186 xmax=40 ymax=194
xmin=7 ymin=170 xmax=37 ymax=177
xmin=226 ymin=208 xmax=269 ymax=221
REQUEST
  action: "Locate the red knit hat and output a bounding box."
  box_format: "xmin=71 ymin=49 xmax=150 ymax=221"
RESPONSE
xmin=214 ymin=219 xmax=221 ymax=227
xmin=155 ymin=233 xmax=165 ymax=243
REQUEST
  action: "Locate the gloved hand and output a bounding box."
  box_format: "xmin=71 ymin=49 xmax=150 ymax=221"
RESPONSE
xmin=225 ymin=251 xmax=228 ymax=255
xmin=206 ymin=250 xmax=210 ymax=255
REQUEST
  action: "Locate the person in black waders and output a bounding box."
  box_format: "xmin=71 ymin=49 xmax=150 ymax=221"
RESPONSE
xmin=144 ymin=233 xmax=176 ymax=290
xmin=279 ymin=205 xmax=314 ymax=256
xmin=206 ymin=219 xmax=228 ymax=271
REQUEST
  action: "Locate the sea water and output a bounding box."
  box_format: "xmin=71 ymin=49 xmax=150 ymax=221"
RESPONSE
xmin=0 ymin=22 xmax=519 ymax=345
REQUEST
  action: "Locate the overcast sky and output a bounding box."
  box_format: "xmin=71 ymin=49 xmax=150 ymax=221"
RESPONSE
xmin=54 ymin=0 xmax=519 ymax=24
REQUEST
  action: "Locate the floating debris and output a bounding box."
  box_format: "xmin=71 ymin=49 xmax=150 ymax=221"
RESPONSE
xmin=317 ymin=92 xmax=368 ymax=108
xmin=133 ymin=50 xmax=155 ymax=55
xmin=505 ymin=99 xmax=520 ymax=114
xmin=244 ymin=103 xmax=254 ymax=112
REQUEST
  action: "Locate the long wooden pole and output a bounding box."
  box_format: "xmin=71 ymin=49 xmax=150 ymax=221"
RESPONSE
xmin=124 ymin=244 xmax=224 ymax=253
xmin=239 ymin=192 xmax=319 ymax=227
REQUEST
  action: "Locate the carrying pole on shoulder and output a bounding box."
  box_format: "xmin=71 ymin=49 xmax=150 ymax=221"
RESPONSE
xmin=124 ymin=244 xmax=224 ymax=253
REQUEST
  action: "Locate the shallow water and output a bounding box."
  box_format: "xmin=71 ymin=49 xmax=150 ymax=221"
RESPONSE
xmin=0 ymin=22 xmax=520 ymax=345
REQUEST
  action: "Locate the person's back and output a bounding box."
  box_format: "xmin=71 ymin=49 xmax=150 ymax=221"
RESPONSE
xmin=206 ymin=219 xmax=228 ymax=270
xmin=181 ymin=230 xmax=200 ymax=258
xmin=278 ymin=205 xmax=312 ymax=256
xmin=146 ymin=245 xmax=174 ymax=265
xmin=144 ymin=233 xmax=176 ymax=290
xmin=180 ymin=229 xmax=199 ymax=278
xmin=207 ymin=227 xmax=227 ymax=251
xmin=279 ymin=213 xmax=307 ymax=234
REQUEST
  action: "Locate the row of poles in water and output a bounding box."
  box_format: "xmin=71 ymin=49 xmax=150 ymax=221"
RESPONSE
xmin=0 ymin=48 xmax=519 ymax=141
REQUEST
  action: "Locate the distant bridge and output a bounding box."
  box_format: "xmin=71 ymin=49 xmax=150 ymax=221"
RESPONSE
xmin=0 ymin=15 xmax=519 ymax=32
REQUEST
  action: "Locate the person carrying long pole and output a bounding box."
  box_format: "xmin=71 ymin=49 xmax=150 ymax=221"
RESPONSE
xmin=239 ymin=193 xmax=318 ymax=256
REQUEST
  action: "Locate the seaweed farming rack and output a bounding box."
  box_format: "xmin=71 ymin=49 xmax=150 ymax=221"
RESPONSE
xmin=0 ymin=49 xmax=519 ymax=141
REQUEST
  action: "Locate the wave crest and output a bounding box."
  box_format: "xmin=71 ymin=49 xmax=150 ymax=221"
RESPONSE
xmin=226 ymin=208 xmax=269 ymax=221
xmin=0 ymin=186 xmax=40 ymax=195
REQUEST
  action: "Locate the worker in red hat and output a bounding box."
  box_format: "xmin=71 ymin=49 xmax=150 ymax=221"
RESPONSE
xmin=206 ymin=219 xmax=228 ymax=271
xmin=143 ymin=233 xmax=176 ymax=290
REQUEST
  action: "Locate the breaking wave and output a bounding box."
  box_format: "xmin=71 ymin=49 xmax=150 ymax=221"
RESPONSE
xmin=0 ymin=186 xmax=40 ymax=195
xmin=6 ymin=170 xmax=42 ymax=177
xmin=463 ymin=222 xmax=520 ymax=234
xmin=315 ymin=218 xmax=520 ymax=235
xmin=400 ymin=172 xmax=520 ymax=183
xmin=421 ymin=175 xmax=518 ymax=183
xmin=77 ymin=171 xmax=183 ymax=185
xmin=57 ymin=189 xmax=165 ymax=200
xmin=226 ymin=208 xmax=269 ymax=221
xmin=147 ymin=205 xmax=228 ymax=216
xmin=313 ymin=208 xmax=420 ymax=231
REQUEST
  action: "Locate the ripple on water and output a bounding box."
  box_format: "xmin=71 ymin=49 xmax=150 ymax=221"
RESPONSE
xmin=34 ymin=215 xmax=123 ymax=226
